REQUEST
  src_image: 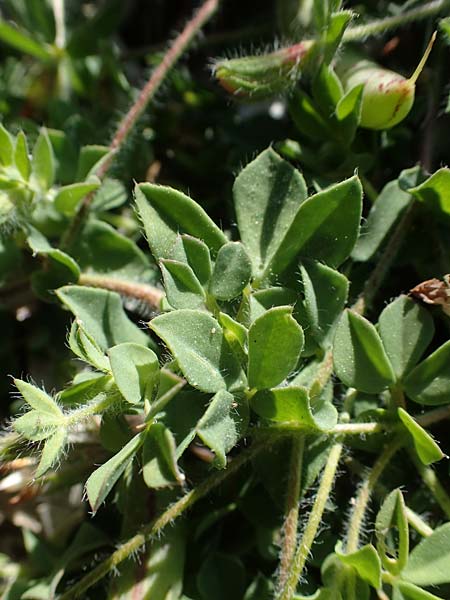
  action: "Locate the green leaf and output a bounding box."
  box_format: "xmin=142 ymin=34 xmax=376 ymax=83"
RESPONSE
xmin=171 ymin=234 xmax=212 ymax=286
xmin=160 ymin=259 xmax=206 ymax=309
xmin=209 ymin=241 xmax=252 ymax=300
xmin=197 ymin=553 xmax=246 ymax=600
xmin=402 ymin=523 xmax=450 ymax=585
xmin=352 ymin=180 xmax=411 ymax=262
xmin=14 ymin=410 xmax=61 ymax=441
xmin=234 ymin=148 xmax=307 ymax=282
xmin=68 ymin=324 xmax=104 ymax=372
xmin=398 ymin=165 xmax=427 ymax=192
xmin=219 ymin=312 xmax=248 ymax=356
xmin=403 ymin=340 xmax=450 ymax=405
xmin=244 ymin=573 xmax=273 ymax=600
xmin=378 ymin=296 xmax=434 ymax=380
xmin=73 ymin=323 xmax=111 ymax=372
xmin=135 ymin=183 xmax=227 ymax=260
xmin=335 ymin=83 xmax=363 ymax=142
xmin=14 ymin=379 xmax=62 ymax=416
xmin=336 ymin=544 xmax=381 ymax=589
xmin=322 ymin=553 xmax=370 ymax=600
xmin=86 ymin=432 xmax=145 ymax=513
xmin=26 ymin=226 xmax=80 ymax=295
xmin=100 ymin=412 xmax=132 ymax=453
xmin=322 ymin=10 xmax=352 ymax=63
xmin=32 ymin=129 xmax=55 ymax=190
xmin=249 ymin=287 xmax=298 ymax=323
xmin=375 ymin=489 xmax=409 ymax=575
xmin=398 ymin=408 xmax=443 ymax=465
xmin=142 ymin=423 xmax=184 ymax=488
xmin=60 ymin=372 xmax=110 ymax=406
xmin=35 ymin=427 xmax=66 ymax=477
xmin=297 ymin=259 xmax=348 ymax=353
xmin=289 ymin=90 xmax=333 ymax=142
xmin=333 ymin=310 xmax=395 ymax=393
xmin=196 ymin=389 xmax=240 ymax=468
xmin=149 ymin=310 xmax=246 ymax=393
xmin=0 ymin=20 xmax=54 ymax=60
xmin=54 ymin=180 xmax=101 ymax=215
xmin=68 ymin=219 xmax=152 ymax=281
xmin=247 ymin=306 xmax=304 ymax=389
xmin=312 ymin=64 xmax=343 ymax=119
xmin=57 ymin=285 xmax=151 ymax=351
xmin=250 ymin=386 xmax=337 ymax=431
xmin=0 ymin=123 xmax=14 ymax=165
xmin=395 ymin=581 xmax=444 ymax=600
xmin=160 ymin=390 xmax=209 ymax=459
xmin=91 ymin=178 xmax=127 ymax=212
xmin=108 ymin=343 xmax=159 ymax=404
xmin=408 ymin=168 xmax=450 ymax=216
xmin=76 ymin=144 xmax=110 ymax=180
xmin=13 ymin=380 xmax=64 ymax=442
xmin=14 ymin=131 xmax=31 ymax=180
xmin=268 ymin=176 xmax=362 ymax=279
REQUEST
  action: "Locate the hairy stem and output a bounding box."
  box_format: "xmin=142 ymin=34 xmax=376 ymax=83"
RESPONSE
xmin=345 ymin=455 xmax=434 ymax=538
xmin=277 ymin=435 xmax=305 ymax=593
xmin=78 ymin=273 xmax=164 ymax=309
xmin=343 ymin=0 xmax=450 ymax=42
xmin=58 ymin=437 xmax=267 ymax=599
xmin=411 ymin=453 xmax=450 ymax=519
xmin=64 ymin=391 xmax=118 ymax=427
xmin=61 ymin=0 xmax=220 ymax=249
xmin=277 ymin=442 xmax=343 ymax=600
xmin=346 ymin=439 xmax=403 ymax=553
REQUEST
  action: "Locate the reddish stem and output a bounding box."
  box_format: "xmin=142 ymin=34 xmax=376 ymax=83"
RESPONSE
xmin=62 ymin=0 xmax=220 ymax=248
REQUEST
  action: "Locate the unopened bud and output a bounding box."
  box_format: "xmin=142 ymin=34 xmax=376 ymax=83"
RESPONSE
xmin=339 ymin=32 xmax=436 ymax=130
xmin=214 ymin=41 xmax=315 ymax=100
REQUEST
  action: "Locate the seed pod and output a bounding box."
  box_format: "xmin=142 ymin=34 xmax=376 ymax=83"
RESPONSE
xmin=338 ymin=33 xmax=436 ymax=130
xmin=214 ymin=41 xmax=315 ymax=100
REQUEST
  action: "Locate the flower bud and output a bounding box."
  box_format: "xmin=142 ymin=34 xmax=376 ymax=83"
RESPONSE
xmin=214 ymin=41 xmax=315 ymax=100
xmin=339 ymin=33 xmax=436 ymax=130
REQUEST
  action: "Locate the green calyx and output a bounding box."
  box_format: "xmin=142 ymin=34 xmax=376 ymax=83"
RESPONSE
xmin=214 ymin=41 xmax=315 ymax=100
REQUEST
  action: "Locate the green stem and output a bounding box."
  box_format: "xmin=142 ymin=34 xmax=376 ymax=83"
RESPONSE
xmin=61 ymin=0 xmax=220 ymax=249
xmin=405 ymin=507 xmax=433 ymax=537
xmin=146 ymin=379 xmax=186 ymax=421
xmin=390 ymin=384 xmax=406 ymax=410
xmin=343 ymin=0 xmax=450 ymax=42
xmin=256 ymin=422 xmax=391 ymax=438
xmin=64 ymin=391 xmax=118 ymax=426
xmin=277 ymin=442 xmax=343 ymax=600
xmin=78 ymin=273 xmax=164 ymax=310
xmin=277 ymin=435 xmax=305 ymax=593
xmin=352 ymin=202 xmax=415 ymax=315
xmin=411 ymin=453 xmax=450 ymax=519
xmin=311 ymin=349 xmax=334 ymax=394
xmin=52 ymin=0 xmax=66 ymax=49
xmin=52 ymin=0 xmax=70 ymax=100
xmin=58 ymin=437 xmax=268 ymax=599
xmin=346 ymin=439 xmax=403 ymax=553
